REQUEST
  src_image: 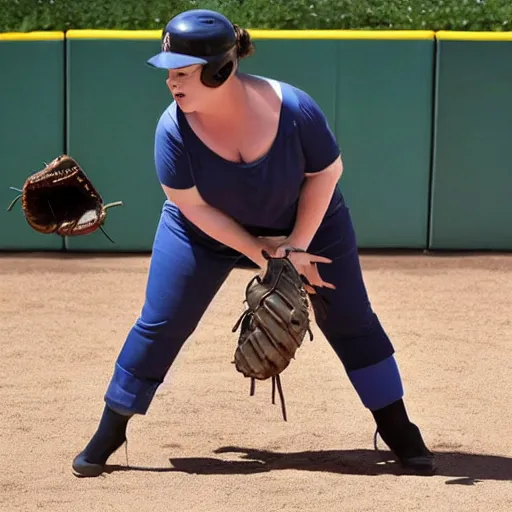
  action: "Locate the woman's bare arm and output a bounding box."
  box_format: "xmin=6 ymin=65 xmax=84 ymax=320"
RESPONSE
xmin=286 ymin=155 xmax=344 ymax=250
xmin=162 ymin=184 xmax=268 ymax=267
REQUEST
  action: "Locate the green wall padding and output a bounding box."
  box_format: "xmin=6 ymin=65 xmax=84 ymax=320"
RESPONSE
xmin=0 ymin=37 xmax=65 ymax=250
xmin=239 ymin=39 xmax=338 ymax=129
xmin=65 ymin=37 xmax=170 ymax=251
xmin=430 ymin=39 xmax=512 ymax=250
xmin=334 ymin=39 xmax=435 ymax=248
xmin=4 ymin=31 xmax=512 ymax=253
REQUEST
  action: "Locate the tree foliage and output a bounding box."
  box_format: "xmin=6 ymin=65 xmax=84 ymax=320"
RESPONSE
xmin=0 ymin=0 xmax=511 ymax=32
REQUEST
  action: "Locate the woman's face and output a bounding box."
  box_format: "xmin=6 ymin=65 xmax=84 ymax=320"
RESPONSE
xmin=166 ymin=64 xmax=217 ymax=113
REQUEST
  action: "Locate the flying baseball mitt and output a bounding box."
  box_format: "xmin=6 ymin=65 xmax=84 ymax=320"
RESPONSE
xmin=7 ymin=154 xmax=123 ymax=242
xmin=232 ymin=249 xmax=315 ymax=421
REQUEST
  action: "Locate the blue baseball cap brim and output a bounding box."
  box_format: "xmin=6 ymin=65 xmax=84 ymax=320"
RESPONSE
xmin=146 ymin=51 xmax=208 ymax=69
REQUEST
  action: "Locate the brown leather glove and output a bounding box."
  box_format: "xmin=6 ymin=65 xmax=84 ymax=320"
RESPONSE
xmin=232 ymin=249 xmax=315 ymax=421
xmin=7 ymin=154 xmax=123 ymax=242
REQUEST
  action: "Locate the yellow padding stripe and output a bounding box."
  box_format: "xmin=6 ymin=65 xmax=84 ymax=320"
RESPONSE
xmin=66 ymin=29 xmax=435 ymax=40
xmin=249 ymin=29 xmax=434 ymax=40
xmin=436 ymin=31 xmax=512 ymax=41
xmin=0 ymin=31 xmax=64 ymax=41
xmin=66 ymin=30 xmax=161 ymax=39
xmin=5 ymin=29 xmax=511 ymax=42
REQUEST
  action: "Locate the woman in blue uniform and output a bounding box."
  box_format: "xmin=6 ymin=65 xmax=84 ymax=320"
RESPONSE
xmin=72 ymin=9 xmax=436 ymax=477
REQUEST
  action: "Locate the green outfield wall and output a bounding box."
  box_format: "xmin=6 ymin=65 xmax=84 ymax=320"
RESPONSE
xmin=429 ymin=31 xmax=512 ymax=250
xmin=333 ymin=35 xmax=434 ymax=249
xmin=65 ymin=31 xmax=170 ymax=251
xmin=0 ymin=29 xmax=510 ymax=252
xmin=0 ymin=32 xmax=65 ymax=250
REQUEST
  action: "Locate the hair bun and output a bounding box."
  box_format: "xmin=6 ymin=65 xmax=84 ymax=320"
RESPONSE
xmin=233 ymin=24 xmax=255 ymax=59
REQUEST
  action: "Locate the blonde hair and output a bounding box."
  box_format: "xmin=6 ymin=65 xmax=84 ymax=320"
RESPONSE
xmin=233 ymin=24 xmax=255 ymax=59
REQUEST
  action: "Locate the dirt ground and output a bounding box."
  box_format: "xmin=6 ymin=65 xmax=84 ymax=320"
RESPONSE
xmin=1 ymin=251 xmax=511 ymax=512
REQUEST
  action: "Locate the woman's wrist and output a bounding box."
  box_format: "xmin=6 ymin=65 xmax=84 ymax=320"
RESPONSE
xmin=285 ymin=234 xmax=310 ymax=251
xmin=245 ymin=239 xmax=268 ymax=267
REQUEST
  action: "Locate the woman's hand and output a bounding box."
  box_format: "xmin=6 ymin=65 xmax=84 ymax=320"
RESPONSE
xmin=259 ymin=237 xmax=335 ymax=291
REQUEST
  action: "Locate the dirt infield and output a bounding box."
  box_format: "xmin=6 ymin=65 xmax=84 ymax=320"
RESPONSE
xmin=1 ymin=251 xmax=511 ymax=512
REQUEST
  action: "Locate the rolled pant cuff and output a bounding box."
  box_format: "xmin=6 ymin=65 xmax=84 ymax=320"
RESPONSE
xmin=104 ymin=363 xmax=162 ymax=415
xmin=347 ymin=355 xmax=404 ymax=411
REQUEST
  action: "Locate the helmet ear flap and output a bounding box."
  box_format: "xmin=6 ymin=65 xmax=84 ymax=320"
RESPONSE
xmin=213 ymin=61 xmax=234 ymax=84
xmin=200 ymin=47 xmax=238 ymax=88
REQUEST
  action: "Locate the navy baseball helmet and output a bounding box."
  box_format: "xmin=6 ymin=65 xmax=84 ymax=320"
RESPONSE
xmin=147 ymin=9 xmax=239 ymax=87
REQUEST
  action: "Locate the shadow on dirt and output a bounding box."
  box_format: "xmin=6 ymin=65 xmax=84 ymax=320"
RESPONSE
xmin=102 ymin=445 xmax=512 ymax=483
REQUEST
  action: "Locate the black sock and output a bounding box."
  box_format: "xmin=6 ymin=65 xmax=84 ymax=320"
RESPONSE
xmin=371 ymin=399 xmax=433 ymax=461
xmin=371 ymin=398 xmax=411 ymax=434
xmin=82 ymin=404 xmax=132 ymax=464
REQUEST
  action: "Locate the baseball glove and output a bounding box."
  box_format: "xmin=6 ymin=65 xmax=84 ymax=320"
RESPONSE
xmin=7 ymin=154 xmax=123 ymax=242
xmin=232 ymin=248 xmax=316 ymax=421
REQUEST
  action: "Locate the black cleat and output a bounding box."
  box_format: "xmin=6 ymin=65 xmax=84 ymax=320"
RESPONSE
xmin=374 ymin=422 xmax=437 ymax=475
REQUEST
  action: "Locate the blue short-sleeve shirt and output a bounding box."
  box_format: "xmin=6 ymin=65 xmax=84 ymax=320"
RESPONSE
xmin=154 ymin=77 xmax=344 ymax=236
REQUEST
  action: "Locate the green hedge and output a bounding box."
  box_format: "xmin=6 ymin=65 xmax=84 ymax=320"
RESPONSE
xmin=1 ymin=0 xmax=511 ymax=32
